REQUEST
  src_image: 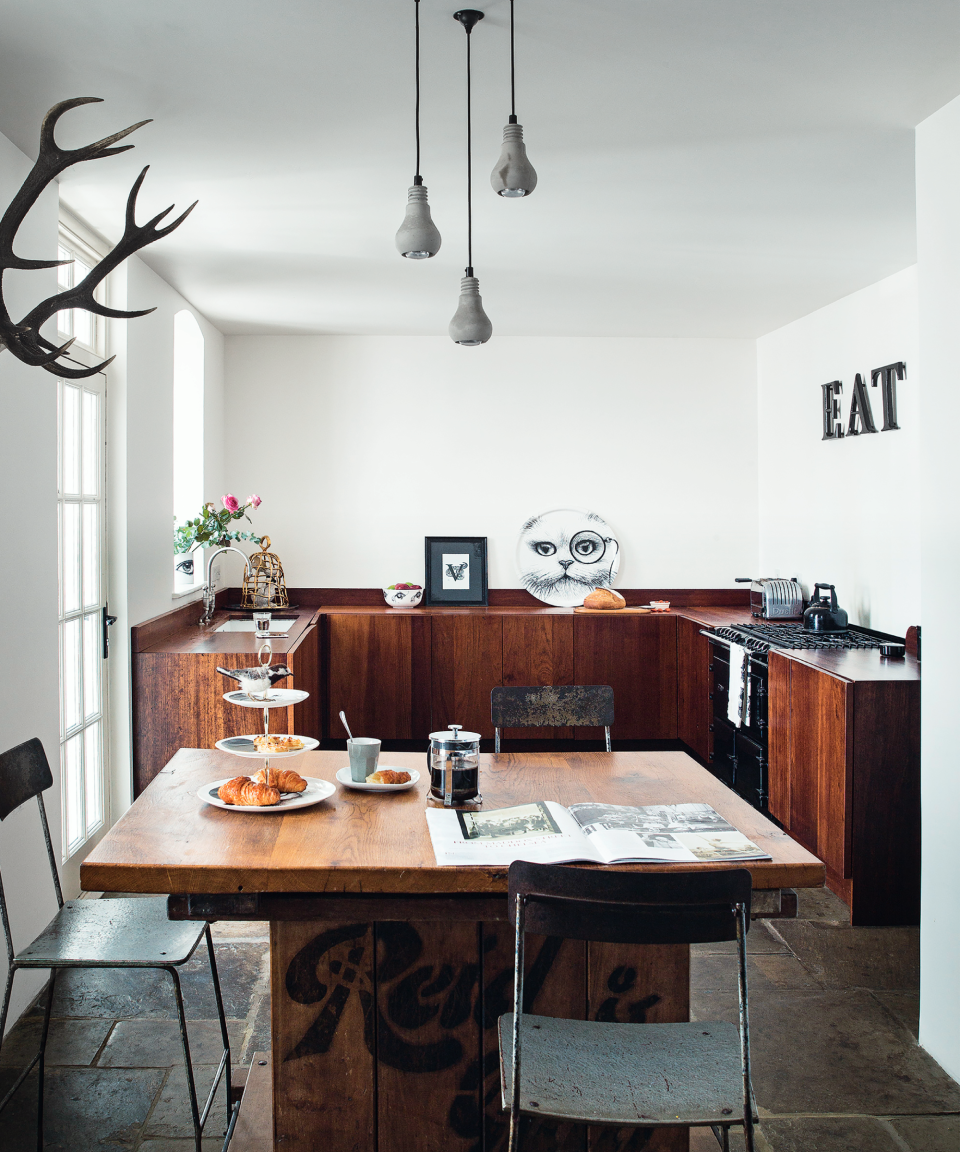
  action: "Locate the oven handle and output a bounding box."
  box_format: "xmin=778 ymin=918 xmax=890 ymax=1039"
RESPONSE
xmin=700 ymin=630 xmax=768 ymax=668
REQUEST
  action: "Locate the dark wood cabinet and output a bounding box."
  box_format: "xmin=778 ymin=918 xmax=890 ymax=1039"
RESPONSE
xmin=768 ymin=651 xmax=920 ymax=925
xmin=501 ymin=614 xmax=574 ymax=739
xmin=324 ymin=612 xmax=431 ymax=741
xmin=677 ymin=615 xmax=712 ymax=760
xmin=572 ymin=614 xmax=678 ymax=740
xmin=431 ymin=615 xmax=503 ymax=739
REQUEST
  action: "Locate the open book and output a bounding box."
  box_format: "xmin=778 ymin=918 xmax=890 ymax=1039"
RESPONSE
xmin=426 ymin=801 xmax=770 ymax=867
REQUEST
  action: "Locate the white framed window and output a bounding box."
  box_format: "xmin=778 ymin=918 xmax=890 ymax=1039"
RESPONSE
xmin=173 ymin=310 xmax=205 ymax=590
xmin=56 ymin=222 xmax=107 ymax=358
xmin=58 ymin=373 xmax=108 ymax=860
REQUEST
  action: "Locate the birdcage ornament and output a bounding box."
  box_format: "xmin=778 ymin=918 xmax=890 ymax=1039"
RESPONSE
xmin=241 ymin=537 xmax=289 ymax=609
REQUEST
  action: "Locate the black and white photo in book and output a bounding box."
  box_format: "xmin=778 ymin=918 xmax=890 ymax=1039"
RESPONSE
xmin=424 ymin=536 xmax=488 ymax=605
xmin=426 ymin=800 xmax=770 ymax=867
xmin=515 ymin=508 xmax=621 ymax=607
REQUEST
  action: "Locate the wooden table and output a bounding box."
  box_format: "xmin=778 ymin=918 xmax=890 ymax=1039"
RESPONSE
xmin=82 ymin=749 xmax=824 ymax=1152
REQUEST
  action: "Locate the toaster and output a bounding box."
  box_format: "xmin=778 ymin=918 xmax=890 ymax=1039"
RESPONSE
xmin=735 ymin=577 xmax=804 ymax=620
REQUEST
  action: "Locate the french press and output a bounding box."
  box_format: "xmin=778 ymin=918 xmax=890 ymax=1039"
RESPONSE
xmin=427 ymin=725 xmax=482 ymax=807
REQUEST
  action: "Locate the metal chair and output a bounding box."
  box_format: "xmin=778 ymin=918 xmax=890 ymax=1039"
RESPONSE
xmin=499 ymin=861 xmax=757 ymax=1152
xmin=0 ymin=738 xmax=233 ymax=1152
xmin=491 ymin=685 xmax=614 ymax=752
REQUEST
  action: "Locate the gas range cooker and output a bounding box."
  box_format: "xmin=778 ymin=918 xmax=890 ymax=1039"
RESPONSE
xmin=711 ymin=622 xmax=888 ymax=654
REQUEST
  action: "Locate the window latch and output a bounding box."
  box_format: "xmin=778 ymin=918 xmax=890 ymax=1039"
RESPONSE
xmin=102 ymin=605 xmax=118 ymax=658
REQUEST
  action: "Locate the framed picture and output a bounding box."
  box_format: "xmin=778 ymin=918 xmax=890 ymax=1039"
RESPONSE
xmin=424 ymin=536 xmax=488 ymax=606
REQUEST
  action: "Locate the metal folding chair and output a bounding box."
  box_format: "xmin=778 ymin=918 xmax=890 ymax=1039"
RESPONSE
xmin=0 ymin=738 xmax=233 ymax=1152
xmin=491 ymin=684 xmax=614 ymax=752
xmin=499 ymin=861 xmax=757 ymax=1152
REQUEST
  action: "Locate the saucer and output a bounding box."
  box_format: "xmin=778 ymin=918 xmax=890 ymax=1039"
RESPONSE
xmin=336 ymin=767 xmax=420 ymax=792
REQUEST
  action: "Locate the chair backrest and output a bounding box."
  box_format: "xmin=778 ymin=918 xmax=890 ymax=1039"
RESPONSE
xmin=0 ymin=738 xmax=54 ymax=822
xmin=508 ymin=860 xmax=752 ymax=946
xmin=491 ymin=685 xmax=614 ymax=729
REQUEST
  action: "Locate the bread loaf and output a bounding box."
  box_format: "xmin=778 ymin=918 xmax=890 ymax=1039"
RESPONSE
xmin=583 ymin=587 xmax=626 ymax=610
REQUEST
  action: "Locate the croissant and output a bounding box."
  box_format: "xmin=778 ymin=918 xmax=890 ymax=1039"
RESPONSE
xmin=254 ymin=768 xmax=307 ymax=793
xmin=217 ymin=775 xmax=281 ymax=806
xmin=368 ymin=769 xmax=411 ymax=785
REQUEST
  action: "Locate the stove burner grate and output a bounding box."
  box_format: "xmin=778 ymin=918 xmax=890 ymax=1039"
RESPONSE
xmin=712 ymin=623 xmax=887 ymax=653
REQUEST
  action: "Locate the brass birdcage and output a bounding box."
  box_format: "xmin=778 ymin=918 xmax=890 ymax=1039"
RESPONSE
xmin=241 ymin=537 xmax=289 ymax=609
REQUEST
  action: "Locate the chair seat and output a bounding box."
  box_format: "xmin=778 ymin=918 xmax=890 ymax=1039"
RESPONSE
xmin=499 ymin=1013 xmax=754 ymax=1127
xmin=15 ymin=898 xmax=206 ymax=968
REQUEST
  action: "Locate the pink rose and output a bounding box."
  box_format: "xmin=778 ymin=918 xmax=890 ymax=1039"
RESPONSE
xmin=221 ymin=494 xmax=240 ymax=512
xmin=247 ymin=494 xmax=262 ymax=509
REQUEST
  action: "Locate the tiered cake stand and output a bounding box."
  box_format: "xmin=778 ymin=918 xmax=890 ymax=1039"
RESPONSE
xmin=199 ymin=670 xmax=332 ymax=811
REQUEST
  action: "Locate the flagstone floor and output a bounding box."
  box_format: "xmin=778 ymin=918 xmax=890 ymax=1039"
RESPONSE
xmin=0 ymin=888 xmax=957 ymax=1152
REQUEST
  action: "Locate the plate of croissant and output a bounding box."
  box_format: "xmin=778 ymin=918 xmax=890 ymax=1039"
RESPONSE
xmin=214 ymin=734 xmax=319 ymax=758
xmin=335 ymin=767 xmax=419 ymax=792
xmin=200 ymin=770 xmax=335 ymax=812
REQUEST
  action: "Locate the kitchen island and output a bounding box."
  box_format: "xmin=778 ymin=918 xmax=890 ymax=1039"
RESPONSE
xmin=81 ymin=747 xmax=824 ymax=1152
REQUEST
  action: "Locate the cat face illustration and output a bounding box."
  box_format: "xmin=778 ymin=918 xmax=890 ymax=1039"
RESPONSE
xmin=516 ymin=509 xmax=621 ymax=607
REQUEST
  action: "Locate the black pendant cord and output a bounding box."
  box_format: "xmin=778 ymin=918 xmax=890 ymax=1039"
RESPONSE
xmin=414 ymin=0 xmax=422 ymax=184
xmin=466 ymin=23 xmax=473 ymax=274
xmin=509 ymin=0 xmax=517 ymax=122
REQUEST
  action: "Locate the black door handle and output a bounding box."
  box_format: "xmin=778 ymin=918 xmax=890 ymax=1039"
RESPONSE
xmin=102 ymin=606 xmax=118 ymax=658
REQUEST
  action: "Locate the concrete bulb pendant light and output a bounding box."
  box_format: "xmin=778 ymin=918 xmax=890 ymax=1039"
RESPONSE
xmin=396 ymin=179 xmax=441 ymax=259
xmin=490 ymin=0 xmax=537 ymax=197
xmin=449 ymin=274 xmax=492 ymax=345
xmin=450 ymin=10 xmax=493 ymax=346
xmin=396 ymin=0 xmax=441 ymax=259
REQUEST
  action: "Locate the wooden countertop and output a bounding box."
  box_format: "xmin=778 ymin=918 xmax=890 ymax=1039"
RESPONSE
xmin=81 ymin=748 xmax=825 ymax=896
xmin=137 ymin=607 xmax=321 ymax=655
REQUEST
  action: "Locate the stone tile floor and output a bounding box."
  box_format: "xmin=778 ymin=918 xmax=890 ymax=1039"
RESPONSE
xmin=0 ymin=887 xmax=956 ymax=1152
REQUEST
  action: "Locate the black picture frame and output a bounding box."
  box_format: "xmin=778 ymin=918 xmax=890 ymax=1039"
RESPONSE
xmin=424 ymin=537 xmax=488 ymax=606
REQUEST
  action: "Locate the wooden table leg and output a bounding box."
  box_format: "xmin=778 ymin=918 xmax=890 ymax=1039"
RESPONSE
xmin=271 ymin=922 xmax=690 ymax=1152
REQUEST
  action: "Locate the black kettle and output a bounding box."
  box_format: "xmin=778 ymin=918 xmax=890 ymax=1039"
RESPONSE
xmin=803 ymin=584 xmax=849 ymax=632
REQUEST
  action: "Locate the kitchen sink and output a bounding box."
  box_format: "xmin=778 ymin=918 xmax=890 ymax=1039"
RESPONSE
xmin=215 ymin=617 xmax=298 ymax=633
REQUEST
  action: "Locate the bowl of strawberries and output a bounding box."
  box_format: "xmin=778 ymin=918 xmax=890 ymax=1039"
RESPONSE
xmin=383 ymin=582 xmax=423 ymax=608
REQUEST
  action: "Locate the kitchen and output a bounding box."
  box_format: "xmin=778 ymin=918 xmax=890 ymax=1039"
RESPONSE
xmin=0 ymin=4 xmax=958 ymax=1152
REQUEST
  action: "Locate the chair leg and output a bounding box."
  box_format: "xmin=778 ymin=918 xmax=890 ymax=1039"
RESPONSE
xmin=204 ymin=924 xmax=232 ymax=1107
xmin=166 ymin=966 xmax=203 ymax=1152
xmin=495 ymin=728 xmax=501 ymax=754
xmin=36 ymin=970 xmax=57 ymax=1152
xmin=604 ymin=726 xmax=611 ymax=753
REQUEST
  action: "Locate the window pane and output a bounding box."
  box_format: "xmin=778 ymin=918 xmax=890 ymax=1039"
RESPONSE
xmin=61 ymin=502 xmax=80 ymax=615
xmin=82 ymin=503 xmax=99 ymax=608
xmin=84 ymin=722 xmax=103 ymax=837
xmin=61 ymin=616 xmax=82 ymax=734
xmin=82 ymin=389 xmax=98 ymax=496
xmin=62 ymin=732 xmax=83 ymax=856
xmin=61 ymin=383 xmax=80 ymax=495
xmin=83 ymin=612 xmax=100 ymax=721
xmin=57 ymin=247 xmax=72 ymax=289
xmin=57 ymin=310 xmax=72 ymax=338
xmin=73 ymin=308 xmax=92 ymax=348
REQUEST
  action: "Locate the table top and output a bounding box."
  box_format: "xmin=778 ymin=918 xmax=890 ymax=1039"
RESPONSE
xmin=80 ymin=749 xmax=825 ymax=896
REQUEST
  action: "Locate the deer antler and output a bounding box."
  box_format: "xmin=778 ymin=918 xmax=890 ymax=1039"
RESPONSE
xmin=0 ymin=98 xmax=197 ymax=379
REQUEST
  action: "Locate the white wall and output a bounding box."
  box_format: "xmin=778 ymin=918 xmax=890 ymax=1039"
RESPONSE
xmin=223 ymin=336 xmax=759 ymax=590
xmin=916 ymin=93 xmax=960 ymax=1082
xmin=0 ymin=130 xmax=63 ymax=1029
xmin=757 ymin=268 xmax=920 ymax=636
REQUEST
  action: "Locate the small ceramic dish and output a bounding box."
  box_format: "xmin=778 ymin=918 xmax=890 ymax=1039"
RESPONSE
xmin=336 ymin=767 xmax=420 ymax=792
xmin=215 ymin=735 xmax=319 ymax=759
xmin=383 ymin=587 xmax=423 ymax=608
xmin=199 ymin=776 xmax=335 ymax=812
xmin=649 ymin=601 xmax=671 ymax=612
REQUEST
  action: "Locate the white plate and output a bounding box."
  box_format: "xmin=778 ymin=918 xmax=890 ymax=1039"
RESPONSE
xmin=199 ymin=775 xmax=335 ymax=812
xmin=223 ymin=688 xmax=310 ymax=709
xmin=336 ymin=767 xmax=420 ymax=792
xmin=216 ymin=735 xmax=319 ymax=759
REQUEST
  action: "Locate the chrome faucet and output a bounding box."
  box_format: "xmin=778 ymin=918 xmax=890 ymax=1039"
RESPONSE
xmin=200 ymin=546 xmax=252 ymax=626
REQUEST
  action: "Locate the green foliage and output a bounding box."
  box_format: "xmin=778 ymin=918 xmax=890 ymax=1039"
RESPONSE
xmin=174 ymin=500 xmax=263 ymax=554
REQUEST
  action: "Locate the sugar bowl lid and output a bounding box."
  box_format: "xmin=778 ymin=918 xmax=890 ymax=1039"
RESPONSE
xmin=428 ymin=724 xmax=481 ymax=747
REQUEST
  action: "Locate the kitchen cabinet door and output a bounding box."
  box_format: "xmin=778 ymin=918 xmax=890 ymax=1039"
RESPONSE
xmin=677 ymin=615 xmax=711 ymax=760
xmin=325 ymin=613 xmax=431 ymax=741
xmin=500 ymin=614 xmax=574 ymax=740
xmin=431 ymin=615 xmax=503 ymax=739
xmin=572 ymin=614 xmax=678 ymax=740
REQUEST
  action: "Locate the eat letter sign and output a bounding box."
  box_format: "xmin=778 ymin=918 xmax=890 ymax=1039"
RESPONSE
xmin=821 ymin=361 xmax=905 ymax=440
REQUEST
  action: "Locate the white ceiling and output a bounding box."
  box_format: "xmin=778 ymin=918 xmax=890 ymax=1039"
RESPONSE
xmin=0 ymin=0 xmax=957 ymax=338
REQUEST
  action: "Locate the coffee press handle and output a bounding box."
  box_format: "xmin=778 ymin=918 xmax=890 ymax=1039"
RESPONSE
xmin=444 ymin=725 xmax=461 ymax=808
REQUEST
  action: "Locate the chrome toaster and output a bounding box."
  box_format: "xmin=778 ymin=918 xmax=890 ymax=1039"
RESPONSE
xmin=735 ymin=577 xmax=804 ymax=620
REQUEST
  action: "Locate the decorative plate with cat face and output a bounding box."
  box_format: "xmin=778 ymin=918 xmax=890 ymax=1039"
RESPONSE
xmin=516 ymin=509 xmax=621 ymax=607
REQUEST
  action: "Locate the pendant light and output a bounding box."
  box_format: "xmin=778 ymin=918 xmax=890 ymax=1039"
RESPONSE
xmin=449 ymin=10 xmax=493 ymax=346
xmin=490 ymin=0 xmax=537 ymax=197
xmin=395 ymin=0 xmax=441 ymax=259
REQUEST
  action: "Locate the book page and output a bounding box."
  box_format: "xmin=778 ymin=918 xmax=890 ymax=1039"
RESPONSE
xmin=426 ymin=801 xmax=603 ymax=867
